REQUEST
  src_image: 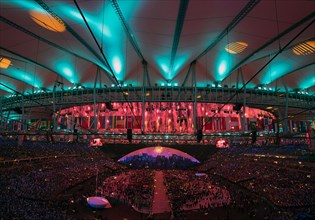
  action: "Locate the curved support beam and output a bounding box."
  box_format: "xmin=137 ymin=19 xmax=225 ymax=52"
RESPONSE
xmin=222 ymin=11 xmax=315 ymax=82
xmin=269 ymin=62 xmax=315 ymax=85
xmin=110 ymin=0 xmax=145 ymax=61
xmin=0 ymin=73 xmax=36 ymax=89
xmin=0 ymin=47 xmax=70 ymax=84
xmin=181 ymin=62 xmax=194 ymax=87
xmin=194 ymin=0 xmax=260 ymax=61
xmin=0 ymin=16 xmax=110 ymax=78
xmin=169 ymin=0 xmax=189 ymax=80
xmin=34 ymin=0 xmax=116 ymax=83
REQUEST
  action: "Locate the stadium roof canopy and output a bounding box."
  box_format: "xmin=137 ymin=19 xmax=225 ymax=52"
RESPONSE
xmin=0 ymin=0 xmax=314 ymax=119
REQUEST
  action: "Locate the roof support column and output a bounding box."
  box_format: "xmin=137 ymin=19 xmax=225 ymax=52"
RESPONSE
xmin=192 ymin=62 xmax=197 ymax=134
xmin=53 ymin=77 xmax=63 ymax=131
xmin=93 ymin=67 xmax=100 ymax=131
xmin=141 ymin=60 xmax=150 ymax=133
xmin=283 ymin=79 xmax=289 ymax=133
xmin=141 ymin=97 xmax=145 ymax=134
xmin=18 ymin=95 xmax=25 ymax=146
xmin=142 ymin=68 xmax=146 ymax=134
xmin=142 ymin=60 xmax=151 ymax=87
xmin=241 ymin=85 xmax=247 ymax=133
xmin=0 ymin=97 xmax=2 ymax=133
xmin=182 ymin=62 xmax=193 ymax=87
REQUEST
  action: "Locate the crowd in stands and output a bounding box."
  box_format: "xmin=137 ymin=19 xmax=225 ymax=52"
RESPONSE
xmin=1 ymin=139 xmax=314 ymax=219
xmin=119 ymin=153 xmax=199 ymax=169
xmin=0 ymin=142 xmax=123 ymax=219
xmin=199 ymin=146 xmax=315 ymax=208
xmin=164 ymin=170 xmax=230 ymax=213
xmin=100 ymin=169 xmax=154 ymax=213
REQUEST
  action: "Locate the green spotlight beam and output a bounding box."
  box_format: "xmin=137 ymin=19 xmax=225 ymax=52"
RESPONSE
xmin=0 ymin=73 xmax=34 ymax=89
xmin=0 ymin=16 xmax=111 ymax=80
xmin=34 ymin=0 xmax=115 ymax=82
xmin=110 ymin=0 xmax=145 ymax=61
xmin=0 ymin=47 xmax=69 ymax=84
xmin=269 ymin=62 xmax=315 ymax=86
xmin=110 ymin=0 xmax=151 ymax=86
xmin=73 ymin=0 xmax=143 ymax=133
xmin=202 ymin=17 xmax=315 ymax=130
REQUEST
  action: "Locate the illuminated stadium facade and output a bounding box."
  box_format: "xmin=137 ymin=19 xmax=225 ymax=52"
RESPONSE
xmin=1 ymin=85 xmax=314 ymax=143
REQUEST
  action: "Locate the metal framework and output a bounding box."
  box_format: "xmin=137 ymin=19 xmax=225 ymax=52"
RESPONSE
xmin=1 ymin=87 xmax=314 ymax=112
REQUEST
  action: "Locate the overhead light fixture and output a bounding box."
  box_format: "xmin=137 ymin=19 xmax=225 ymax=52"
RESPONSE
xmin=0 ymin=58 xmax=11 ymax=69
xmin=30 ymin=10 xmax=66 ymax=32
xmin=292 ymin=41 xmax=315 ymax=55
xmin=225 ymin=42 xmax=248 ymax=54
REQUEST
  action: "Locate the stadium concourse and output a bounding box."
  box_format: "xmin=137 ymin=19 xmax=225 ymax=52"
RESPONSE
xmin=1 ymin=0 xmax=315 ymax=220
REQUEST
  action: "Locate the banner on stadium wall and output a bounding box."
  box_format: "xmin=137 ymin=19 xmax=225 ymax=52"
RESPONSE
xmin=89 ymin=116 xmax=97 ymax=129
xmin=230 ymin=117 xmax=239 ymax=130
xmin=133 ymin=116 xmax=142 ymax=129
xmin=213 ymin=117 xmax=220 ymax=131
xmin=221 ymin=117 xmax=226 ymax=130
xmin=204 ymin=117 xmax=212 ymax=130
xmin=30 ymin=119 xmax=42 ymax=130
xmin=225 ymin=117 xmax=230 ymax=131
xmin=99 ymin=116 xmax=106 ymax=129
xmin=247 ymin=118 xmax=257 ymax=131
xmin=299 ymin=121 xmax=307 ymax=132
xmin=197 ymin=116 xmax=203 ymax=130
xmin=126 ymin=116 xmax=133 ymax=129
xmin=40 ymin=120 xmax=47 ymax=129
xmin=8 ymin=121 xmax=13 ymax=131
xmin=59 ymin=117 xmax=67 ymax=129
xmin=116 ymin=116 xmax=125 ymax=129
xmin=66 ymin=116 xmax=73 ymax=130
xmin=106 ymin=116 xmax=115 ymax=129
xmin=81 ymin=117 xmax=89 ymax=129
xmin=38 ymin=119 xmax=51 ymax=129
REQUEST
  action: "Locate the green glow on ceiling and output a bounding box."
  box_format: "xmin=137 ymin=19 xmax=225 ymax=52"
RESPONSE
xmin=4 ymin=0 xmax=39 ymax=10
xmin=214 ymin=52 xmax=234 ymax=81
xmin=299 ymin=75 xmax=315 ymax=89
xmin=161 ymin=64 xmax=169 ymax=75
xmin=156 ymin=54 xmax=190 ymax=80
xmin=218 ymin=61 xmax=227 ymax=75
xmin=156 ymin=55 xmax=171 ymax=80
xmin=67 ymin=7 xmax=111 ymax=38
xmin=112 ymin=56 xmax=122 ymax=74
xmin=2 ymin=68 xmax=42 ymax=88
xmin=0 ymin=81 xmax=15 ymax=93
xmin=54 ymin=61 xmax=79 ymax=84
xmin=173 ymin=55 xmax=190 ymax=78
xmin=261 ymin=62 xmax=292 ymax=84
